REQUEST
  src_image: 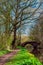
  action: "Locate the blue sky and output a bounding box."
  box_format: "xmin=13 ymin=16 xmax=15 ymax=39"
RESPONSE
xmin=22 ymin=0 xmax=43 ymax=35
xmin=0 ymin=0 xmax=43 ymax=35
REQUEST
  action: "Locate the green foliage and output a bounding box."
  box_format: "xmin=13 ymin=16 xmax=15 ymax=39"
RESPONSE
xmin=42 ymin=62 xmax=43 ymax=65
xmin=0 ymin=50 xmax=10 ymax=56
xmin=16 ymin=46 xmax=26 ymax=49
xmin=0 ymin=34 xmax=13 ymax=50
xmin=6 ymin=35 xmax=13 ymax=47
xmin=5 ymin=49 xmax=42 ymax=65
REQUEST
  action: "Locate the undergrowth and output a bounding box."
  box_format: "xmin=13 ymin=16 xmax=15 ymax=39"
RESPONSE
xmin=5 ymin=48 xmax=42 ymax=65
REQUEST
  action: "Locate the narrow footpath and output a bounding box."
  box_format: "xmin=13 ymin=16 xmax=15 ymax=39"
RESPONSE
xmin=0 ymin=49 xmax=20 ymax=65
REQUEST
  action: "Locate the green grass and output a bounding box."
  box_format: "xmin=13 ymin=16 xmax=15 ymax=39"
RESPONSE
xmin=5 ymin=48 xmax=42 ymax=65
xmin=0 ymin=50 xmax=10 ymax=56
xmin=42 ymin=62 xmax=43 ymax=65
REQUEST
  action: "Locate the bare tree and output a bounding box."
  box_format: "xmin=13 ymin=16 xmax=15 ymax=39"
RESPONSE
xmin=0 ymin=0 xmax=41 ymax=49
xmin=29 ymin=12 xmax=43 ymax=47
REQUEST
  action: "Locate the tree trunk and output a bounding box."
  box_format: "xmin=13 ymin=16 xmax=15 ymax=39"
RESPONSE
xmin=18 ymin=29 xmax=21 ymax=46
xmin=11 ymin=26 xmax=16 ymax=49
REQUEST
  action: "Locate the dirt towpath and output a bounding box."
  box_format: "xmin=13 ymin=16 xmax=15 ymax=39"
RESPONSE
xmin=0 ymin=49 xmax=20 ymax=65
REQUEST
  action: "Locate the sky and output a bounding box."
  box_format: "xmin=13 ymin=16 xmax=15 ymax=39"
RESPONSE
xmin=0 ymin=0 xmax=43 ymax=35
xmin=22 ymin=0 xmax=43 ymax=35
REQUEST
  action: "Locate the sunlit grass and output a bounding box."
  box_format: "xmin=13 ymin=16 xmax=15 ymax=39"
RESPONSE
xmin=5 ymin=48 xmax=42 ymax=65
xmin=0 ymin=50 xmax=10 ymax=56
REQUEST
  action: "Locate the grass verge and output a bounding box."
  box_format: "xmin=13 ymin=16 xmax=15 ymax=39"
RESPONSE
xmin=5 ymin=48 xmax=42 ymax=65
xmin=0 ymin=50 xmax=10 ymax=56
